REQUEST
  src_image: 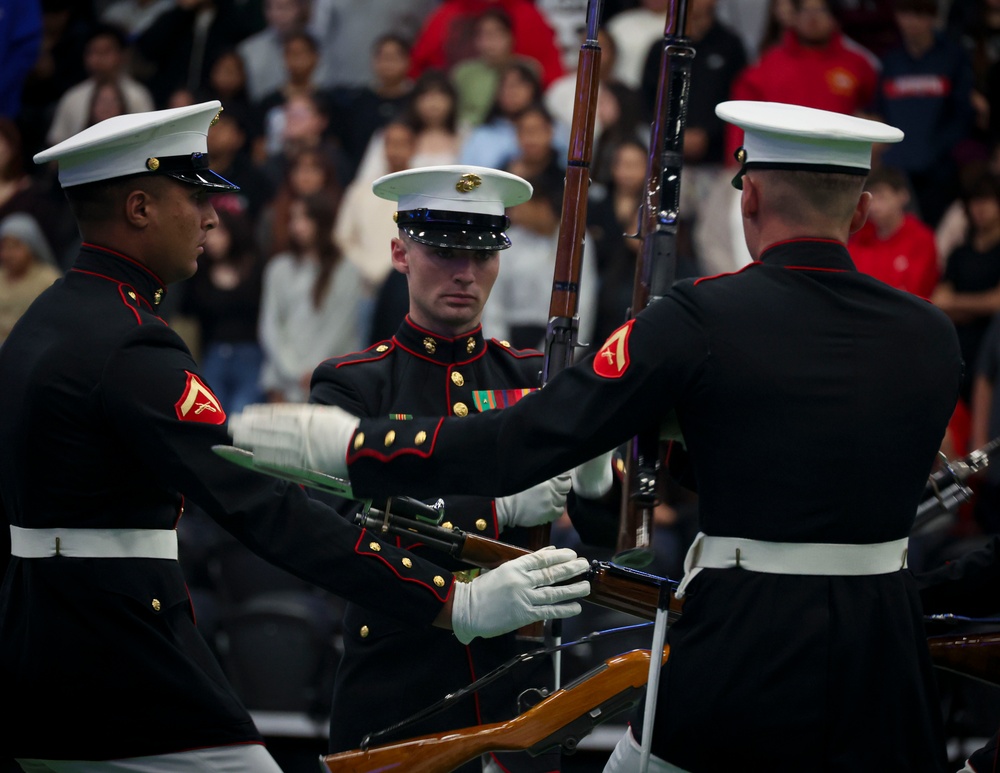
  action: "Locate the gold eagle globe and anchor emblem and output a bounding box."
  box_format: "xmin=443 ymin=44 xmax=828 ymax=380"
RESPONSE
xmin=455 ymin=173 xmax=482 ymax=193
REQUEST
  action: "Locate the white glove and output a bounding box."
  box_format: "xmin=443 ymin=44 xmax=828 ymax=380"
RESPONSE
xmin=571 ymin=450 xmax=615 ymax=499
xmin=227 ymin=403 xmax=359 ymax=477
xmin=495 ymin=473 xmax=571 ymax=529
xmin=451 ymin=546 xmax=590 ymax=644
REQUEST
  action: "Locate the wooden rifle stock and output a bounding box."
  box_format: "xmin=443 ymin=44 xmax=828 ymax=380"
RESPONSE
xmin=525 ymin=0 xmax=607 ymax=641
xmin=927 ymin=631 xmax=1000 ymax=686
xmin=322 ymin=647 xmax=670 ymax=773
xmin=615 ymin=0 xmax=695 ymax=568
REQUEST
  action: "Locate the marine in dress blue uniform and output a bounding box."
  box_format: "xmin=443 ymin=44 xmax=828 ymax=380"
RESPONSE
xmin=229 ymin=103 xmax=964 ymax=771
xmin=312 ymin=166 xmax=615 ymax=772
xmin=0 ymin=104 xmax=589 ymax=771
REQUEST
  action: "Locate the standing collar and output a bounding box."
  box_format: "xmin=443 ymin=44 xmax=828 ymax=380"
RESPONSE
xmin=393 ymin=315 xmax=486 ymax=365
xmin=758 ymin=238 xmax=856 ymax=271
xmin=72 ymin=243 xmax=168 ymax=308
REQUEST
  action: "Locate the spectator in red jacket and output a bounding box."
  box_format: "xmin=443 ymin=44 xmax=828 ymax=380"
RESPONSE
xmin=726 ymin=0 xmax=879 ymax=159
xmin=408 ymin=0 xmax=564 ymax=89
xmin=848 ymin=165 xmax=939 ymax=298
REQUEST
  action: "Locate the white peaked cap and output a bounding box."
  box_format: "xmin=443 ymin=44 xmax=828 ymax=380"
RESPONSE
xmin=373 ymin=165 xmax=533 ymax=250
xmin=716 ymin=101 xmax=904 ymax=175
xmin=34 ymin=100 xmax=238 ymax=190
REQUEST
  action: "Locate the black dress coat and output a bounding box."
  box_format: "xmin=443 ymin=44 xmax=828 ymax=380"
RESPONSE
xmin=345 ymin=239 xmax=962 ymax=771
xmin=311 ymin=316 xmax=567 ymax=772
xmin=0 ymin=245 xmax=454 ymax=761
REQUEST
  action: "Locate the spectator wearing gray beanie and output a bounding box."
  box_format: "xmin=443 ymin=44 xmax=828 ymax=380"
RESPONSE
xmin=0 ymin=212 xmax=61 ymax=344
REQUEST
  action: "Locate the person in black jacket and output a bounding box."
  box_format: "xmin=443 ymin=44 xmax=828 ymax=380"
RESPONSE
xmin=230 ymin=101 xmax=964 ymax=771
xmin=0 ymin=100 xmax=590 ymax=772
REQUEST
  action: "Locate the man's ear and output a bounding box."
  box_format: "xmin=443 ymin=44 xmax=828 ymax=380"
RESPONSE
xmin=124 ymin=188 xmax=153 ymax=228
xmin=849 ymin=190 xmax=873 ymax=235
xmin=741 ymin=174 xmax=759 ymax=220
xmin=390 ymin=236 xmax=410 ymax=275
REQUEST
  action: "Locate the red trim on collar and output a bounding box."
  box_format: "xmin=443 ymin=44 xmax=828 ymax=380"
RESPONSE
xmin=693 ymin=262 xmax=758 ymax=286
xmin=404 ymin=315 xmax=483 ymax=343
xmin=81 ymin=242 xmax=166 ymax=286
xmin=394 ymin=337 xmax=488 ymax=367
xmin=783 ymin=265 xmax=849 ymax=273
xmin=763 ymin=237 xmax=845 ymax=251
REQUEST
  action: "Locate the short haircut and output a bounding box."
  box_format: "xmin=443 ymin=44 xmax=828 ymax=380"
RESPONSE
xmin=63 ymin=174 xmax=168 ymax=225
xmin=754 ymin=168 xmax=866 ymax=224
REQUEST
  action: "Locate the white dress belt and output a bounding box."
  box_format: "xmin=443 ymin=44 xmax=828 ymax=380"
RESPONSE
xmin=9 ymin=526 xmax=179 ymax=560
xmin=674 ymin=531 xmax=909 ymax=599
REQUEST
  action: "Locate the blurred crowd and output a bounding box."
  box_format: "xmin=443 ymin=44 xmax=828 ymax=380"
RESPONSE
xmin=4 ymin=0 xmax=1000 ymax=560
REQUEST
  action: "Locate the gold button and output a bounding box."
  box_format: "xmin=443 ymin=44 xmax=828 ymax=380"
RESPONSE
xmin=360 ymin=625 xmax=369 ymax=638
xmin=423 ymin=337 xmax=437 ymax=354
xmin=151 ymin=599 xmax=161 ymax=612
xmin=146 ymin=157 xmax=160 ymax=171
xmin=433 ymin=575 xmax=446 ymax=587
xmin=466 ymin=337 xmax=476 ymax=353
xmin=153 ymin=289 xmax=163 ymax=305
xmin=475 ymin=518 xmax=487 ymax=531
xmin=415 ymin=430 xmax=427 ymax=446
xmin=441 ymin=522 xmax=453 ymax=530
xmin=453 ymin=402 xmax=468 ymax=417
xmin=384 ymin=430 xmax=396 ymax=447
xmin=376 ymin=344 xmax=389 ymax=352
xmin=616 ymin=458 xmax=625 ymax=474
xmin=500 ymin=340 xmax=511 ymax=348
xmin=451 ymin=371 xmax=465 ymax=387
xmin=369 ymin=541 xmax=381 ymax=552
xmin=402 ymin=557 xmax=412 ymax=568
xmin=127 ymin=290 xmax=136 ymax=300
xmin=353 ymin=432 xmax=365 ymax=450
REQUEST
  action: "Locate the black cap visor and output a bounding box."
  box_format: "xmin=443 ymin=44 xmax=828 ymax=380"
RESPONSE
xmin=147 ymin=152 xmax=240 ymax=191
xmin=397 ymin=208 xmax=511 ymax=251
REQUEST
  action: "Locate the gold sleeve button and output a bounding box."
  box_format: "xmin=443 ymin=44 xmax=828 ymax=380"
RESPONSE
xmin=433 ymin=575 xmax=446 ymax=587
xmin=151 ymin=599 xmax=161 ymax=612
xmin=453 ymin=402 xmax=469 ymax=417
xmin=353 ymin=432 xmax=365 ymax=450
xmin=360 ymin=625 xmax=370 ymax=638
xmin=402 ymin=557 xmax=412 ymax=568
xmin=475 ymin=518 xmax=487 ymax=531
xmin=369 ymin=542 xmax=381 ymax=552
xmin=376 ymin=344 xmax=389 ymax=352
